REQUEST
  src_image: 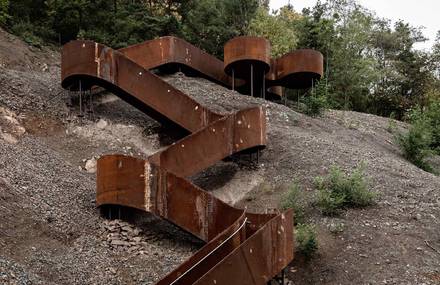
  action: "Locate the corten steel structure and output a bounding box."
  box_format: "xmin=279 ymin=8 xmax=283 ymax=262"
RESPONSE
xmin=61 ymin=36 xmax=323 ymax=284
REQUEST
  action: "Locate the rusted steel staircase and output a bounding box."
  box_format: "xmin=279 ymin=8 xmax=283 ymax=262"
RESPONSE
xmin=61 ymin=37 xmax=322 ymax=285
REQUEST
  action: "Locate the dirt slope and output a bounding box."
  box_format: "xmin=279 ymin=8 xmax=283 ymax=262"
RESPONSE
xmin=0 ymin=29 xmax=439 ymax=285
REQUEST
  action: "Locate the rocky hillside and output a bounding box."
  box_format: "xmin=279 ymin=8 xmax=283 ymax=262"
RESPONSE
xmin=0 ymin=29 xmax=439 ymax=285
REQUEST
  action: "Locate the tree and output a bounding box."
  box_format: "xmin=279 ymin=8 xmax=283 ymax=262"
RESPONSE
xmin=291 ymin=0 xmax=437 ymax=118
xmin=432 ymin=31 xmax=440 ymax=79
xmin=295 ymin=0 xmax=379 ymax=111
xmin=0 ymin=0 xmax=9 ymax=26
xmin=247 ymin=5 xmax=300 ymax=57
xmin=182 ymin=0 xmax=258 ymax=57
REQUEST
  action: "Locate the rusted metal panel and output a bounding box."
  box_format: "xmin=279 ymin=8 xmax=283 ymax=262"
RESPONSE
xmin=224 ymin=36 xmax=272 ymax=78
xmin=60 ymin=35 xmax=324 ymax=284
xmin=96 ymin=155 xmax=146 ymax=210
xmin=270 ymin=49 xmax=324 ymax=89
xmin=149 ymin=107 xmax=266 ymax=178
xmin=193 ymin=211 xmax=294 ymax=285
xmin=157 ymin=213 xmax=247 ymax=285
xmin=62 ymin=41 xmax=221 ymax=133
xmin=120 ymin=37 xmax=232 ymax=87
xmin=223 ymin=36 xmax=323 ymax=95
xmin=96 ymin=155 xmax=244 ymax=242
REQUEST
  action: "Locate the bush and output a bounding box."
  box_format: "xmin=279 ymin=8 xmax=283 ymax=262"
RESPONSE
xmin=315 ymin=179 xmax=346 ymax=216
xmin=280 ymin=181 xmax=305 ymax=224
xmin=420 ymin=100 xmax=440 ymax=154
xmin=315 ymin=163 xmax=376 ymax=216
xmin=10 ymin=21 xmax=44 ymax=48
xmin=395 ymin=118 xmax=434 ymax=172
xmin=300 ymin=94 xmax=328 ymax=117
xmin=299 ymin=80 xmax=329 ymax=117
xmin=295 ymin=223 xmax=318 ymax=259
xmin=0 ymin=0 xmax=9 ymax=27
xmin=387 ymin=112 xmax=397 ymax=133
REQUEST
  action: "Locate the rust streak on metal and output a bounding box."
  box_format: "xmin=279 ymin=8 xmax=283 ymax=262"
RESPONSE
xmin=61 ymin=36 xmax=323 ymax=284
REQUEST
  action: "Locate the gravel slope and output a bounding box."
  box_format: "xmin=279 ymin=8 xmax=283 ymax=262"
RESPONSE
xmin=0 ymin=30 xmax=439 ymax=285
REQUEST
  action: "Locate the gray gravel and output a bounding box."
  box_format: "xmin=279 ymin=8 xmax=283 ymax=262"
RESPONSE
xmin=0 ymin=33 xmax=439 ymax=284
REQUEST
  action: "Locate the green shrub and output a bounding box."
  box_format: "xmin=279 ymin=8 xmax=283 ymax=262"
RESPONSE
xmin=315 ymin=163 xmax=376 ymax=216
xmin=315 ymin=177 xmax=346 ymax=216
xmin=328 ymin=221 xmax=345 ymax=234
xmin=299 ymin=80 xmax=329 ymax=117
xmin=300 ymin=94 xmax=328 ymax=117
xmin=280 ymin=182 xmax=305 ymax=224
xmin=0 ymin=0 xmax=9 ymax=27
xmin=421 ymin=100 xmax=440 ymax=154
xmin=395 ymin=118 xmax=434 ymax=172
xmin=295 ymin=223 xmax=318 ymax=259
xmin=11 ymin=21 xmax=44 ymax=48
xmin=387 ymin=112 xmax=397 ymax=133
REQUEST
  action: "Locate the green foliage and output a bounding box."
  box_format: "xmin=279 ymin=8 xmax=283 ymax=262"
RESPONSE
xmin=294 ymin=0 xmax=439 ymax=118
xmin=395 ymin=99 xmax=440 ymax=172
xmin=247 ymin=5 xmax=299 ymax=57
xmin=280 ymin=181 xmax=305 ymax=224
xmin=10 ymin=21 xmax=44 ymax=47
xmin=315 ymin=179 xmax=346 ymax=216
xmin=3 ymin=0 xmax=257 ymax=55
xmin=300 ymin=94 xmax=328 ymax=117
xmin=315 ymin=163 xmax=376 ymax=216
xmin=183 ymin=0 xmax=258 ymax=57
xmin=295 ymin=223 xmax=318 ymax=259
xmin=328 ymin=221 xmax=345 ymax=234
xmin=299 ymin=81 xmax=329 ymax=117
xmin=181 ymin=0 xmax=227 ymax=57
xmin=395 ymin=120 xmax=433 ymax=172
xmin=421 ymin=100 xmax=440 ymax=153
xmin=2 ymin=0 xmax=439 ymax=119
xmin=387 ymin=112 xmax=397 ymax=133
xmin=0 ymin=0 xmax=9 ymax=26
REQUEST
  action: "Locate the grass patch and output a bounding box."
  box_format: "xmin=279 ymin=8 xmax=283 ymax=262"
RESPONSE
xmin=280 ymin=181 xmax=305 ymax=224
xmin=315 ymin=163 xmax=376 ymax=216
xmin=295 ymin=223 xmax=318 ymax=259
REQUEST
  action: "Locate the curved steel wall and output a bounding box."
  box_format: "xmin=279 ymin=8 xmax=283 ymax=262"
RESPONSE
xmin=61 ymin=36 xmax=323 ymax=284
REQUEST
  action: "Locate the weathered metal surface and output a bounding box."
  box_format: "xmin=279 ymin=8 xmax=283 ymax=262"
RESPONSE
xmin=223 ymin=36 xmax=323 ymax=96
xmin=62 ymin=41 xmax=222 ymax=132
xmin=119 ymin=37 xmax=233 ymax=87
xmin=193 ymin=211 xmax=294 ymax=285
xmin=118 ymin=36 xmax=324 ymax=96
xmin=269 ymin=49 xmax=324 ymax=89
xmin=224 ymin=36 xmax=272 ymax=79
xmin=60 ymin=35 xmax=323 ymax=284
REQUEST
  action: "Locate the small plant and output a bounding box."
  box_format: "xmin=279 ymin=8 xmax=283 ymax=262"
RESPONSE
xmin=300 ymin=94 xmax=328 ymax=117
xmin=419 ymin=100 xmax=440 ymax=154
xmin=315 ymin=177 xmax=346 ymax=216
xmin=299 ymin=80 xmax=329 ymax=117
xmin=315 ymin=163 xmax=376 ymax=216
xmin=395 ymin=118 xmax=434 ymax=172
xmin=387 ymin=112 xmax=397 ymax=133
xmin=280 ymin=181 xmax=305 ymax=224
xmin=261 ymin=182 xmax=274 ymax=194
xmin=295 ymin=223 xmax=318 ymax=259
xmin=328 ymin=221 xmax=345 ymax=234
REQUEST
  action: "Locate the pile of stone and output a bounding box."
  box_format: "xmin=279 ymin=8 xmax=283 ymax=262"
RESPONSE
xmin=102 ymin=219 xmax=147 ymax=253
